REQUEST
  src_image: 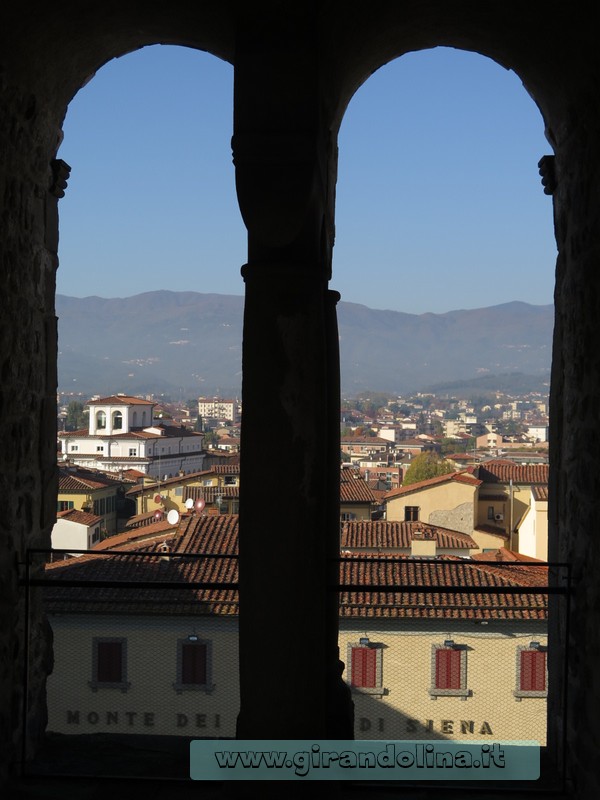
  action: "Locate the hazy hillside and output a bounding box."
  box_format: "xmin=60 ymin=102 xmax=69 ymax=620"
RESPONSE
xmin=56 ymin=292 xmax=553 ymax=398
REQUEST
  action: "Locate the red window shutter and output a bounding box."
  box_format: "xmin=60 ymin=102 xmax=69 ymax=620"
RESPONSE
xmin=435 ymin=648 xmax=461 ymax=690
xmin=351 ymin=647 xmax=377 ymax=688
xmin=182 ymin=643 xmax=207 ymax=685
xmin=520 ymin=650 xmax=546 ymax=691
xmin=97 ymin=641 xmax=123 ymax=683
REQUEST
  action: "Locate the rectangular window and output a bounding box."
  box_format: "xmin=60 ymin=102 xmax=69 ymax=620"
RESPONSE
xmin=435 ymin=648 xmax=461 ymax=690
xmin=224 ymin=476 xmax=237 ymax=486
xmin=346 ymin=642 xmax=383 ymax=695
xmin=129 ymin=448 xmax=137 ymax=456
xmin=487 ymin=505 xmax=495 ymax=520
xmin=93 ymin=498 xmax=106 ymax=516
xmin=515 ymin=646 xmax=547 ymax=698
xmin=430 ymin=644 xmax=469 ymax=698
xmin=182 ymin=643 xmax=207 ymax=685
xmin=351 ymin=647 xmax=377 ymax=688
xmin=404 ymin=505 xmax=419 ymax=521
xmin=90 ymin=638 xmax=129 ymax=690
xmin=96 ymin=445 xmax=104 ymax=452
xmin=56 ymin=500 xmax=74 ymax=512
xmin=70 ymin=445 xmax=78 ymax=452
xmin=174 ymin=639 xmax=213 ymax=692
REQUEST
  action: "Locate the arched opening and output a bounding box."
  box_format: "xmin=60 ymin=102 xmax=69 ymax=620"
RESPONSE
xmin=33 ymin=44 xmax=245 ymax=780
xmin=4 ymin=6 xmax=600 ymax=795
xmin=334 ymin=45 xmax=559 ymax=761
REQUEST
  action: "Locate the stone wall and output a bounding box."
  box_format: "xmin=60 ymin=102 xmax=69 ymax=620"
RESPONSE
xmin=2 ymin=2 xmax=600 ymax=797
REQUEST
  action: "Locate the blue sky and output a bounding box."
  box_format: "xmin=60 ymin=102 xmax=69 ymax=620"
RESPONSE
xmin=57 ymin=45 xmax=556 ymax=314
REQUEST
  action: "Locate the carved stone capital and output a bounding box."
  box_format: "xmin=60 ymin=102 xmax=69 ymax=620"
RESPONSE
xmin=49 ymin=159 xmax=71 ymax=198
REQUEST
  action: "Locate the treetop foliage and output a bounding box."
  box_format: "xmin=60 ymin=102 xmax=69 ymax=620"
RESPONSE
xmin=402 ymin=452 xmax=455 ymax=486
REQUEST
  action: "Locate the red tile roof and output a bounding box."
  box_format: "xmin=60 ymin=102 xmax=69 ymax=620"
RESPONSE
xmin=340 ymin=521 xmax=477 ymax=551
xmin=58 ymin=466 xmax=122 ymax=492
xmin=88 ymin=396 xmax=154 ymax=405
xmin=44 ymin=515 xmax=239 ymax=616
xmin=476 ymin=461 xmax=549 ymax=485
xmin=532 ymin=485 xmax=549 ymax=501
xmin=44 ymin=516 xmax=547 ymax=622
xmin=338 ymin=555 xmax=548 ymax=620
xmin=184 ymin=486 xmax=240 ymax=502
xmin=384 ymin=471 xmax=481 ymax=500
xmin=56 ymin=509 xmax=103 ymax=526
xmin=340 ymin=478 xmax=378 ymax=504
xmin=471 ymin=547 xmax=546 ymax=566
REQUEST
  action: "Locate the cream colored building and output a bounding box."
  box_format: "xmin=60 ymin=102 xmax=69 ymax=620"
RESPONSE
xmin=57 ymin=465 xmax=122 ymax=536
xmin=384 ymin=461 xmax=549 ymax=557
xmin=44 ymin=516 xmax=548 ymax=744
xmin=52 ymin=509 xmax=104 ymax=553
xmin=384 ymin=472 xmax=481 ymax=535
xmin=517 ymin=486 xmax=549 ymax=561
xmin=126 ymin=464 xmax=240 ymax=516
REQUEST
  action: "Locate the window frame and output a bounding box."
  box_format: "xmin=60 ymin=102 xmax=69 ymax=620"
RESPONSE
xmin=346 ymin=642 xmax=384 ymax=696
xmin=514 ymin=645 xmax=548 ymax=699
xmin=89 ymin=637 xmax=130 ymax=692
xmin=404 ymin=505 xmax=419 ymax=522
xmin=173 ymin=638 xmax=214 ymax=693
xmin=429 ymin=644 xmax=470 ymax=699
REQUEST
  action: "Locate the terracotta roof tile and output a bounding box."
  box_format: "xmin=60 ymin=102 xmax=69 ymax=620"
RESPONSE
xmin=339 ymin=479 xmax=378 ymax=503
xmin=88 ymin=396 xmax=154 ymax=405
xmin=58 ymin=466 xmax=122 ymax=492
xmin=384 ymin=471 xmax=481 ymax=500
xmin=184 ymin=486 xmax=240 ymax=502
xmin=477 ymin=461 xmax=549 ymax=485
xmin=338 ymin=555 xmax=548 ymax=620
xmin=340 ymin=521 xmax=477 ymax=551
xmin=44 ymin=516 xmax=547 ymax=622
xmin=56 ymin=509 xmax=103 ymax=526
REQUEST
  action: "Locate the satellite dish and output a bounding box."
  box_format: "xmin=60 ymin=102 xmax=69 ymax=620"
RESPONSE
xmin=154 ymin=494 xmax=162 ymax=504
xmin=185 ymin=498 xmax=194 ymax=510
xmin=167 ymin=509 xmax=180 ymax=525
xmin=195 ymin=499 xmax=205 ymax=512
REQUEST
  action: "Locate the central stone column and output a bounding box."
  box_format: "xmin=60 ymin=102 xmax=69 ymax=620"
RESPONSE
xmin=232 ymin=8 xmax=353 ymax=742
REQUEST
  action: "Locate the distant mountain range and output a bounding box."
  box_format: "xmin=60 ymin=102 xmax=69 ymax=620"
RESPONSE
xmin=56 ymin=292 xmax=553 ymax=399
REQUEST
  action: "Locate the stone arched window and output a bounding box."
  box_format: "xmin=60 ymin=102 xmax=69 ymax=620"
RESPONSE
xmin=112 ymin=411 xmax=123 ymax=430
xmin=96 ymin=411 xmax=106 ymax=430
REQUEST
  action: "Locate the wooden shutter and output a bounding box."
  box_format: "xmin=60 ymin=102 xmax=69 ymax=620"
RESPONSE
xmin=181 ymin=642 xmax=207 ymax=685
xmin=435 ymin=647 xmax=461 ymax=690
xmin=97 ymin=641 xmax=123 ymax=683
xmin=520 ymin=649 xmax=546 ymax=691
xmin=351 ymin=647 xmax=377 ymax=688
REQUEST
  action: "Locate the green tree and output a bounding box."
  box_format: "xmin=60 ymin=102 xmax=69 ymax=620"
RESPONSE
xmin=65 ymin=401 xmax=87 ymax=431
xmin=402 ymin=452 xmax=454 ymax=486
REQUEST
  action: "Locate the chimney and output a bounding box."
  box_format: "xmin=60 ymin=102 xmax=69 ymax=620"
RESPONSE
xmin=411 ymin=529 xmax=437 ymax=557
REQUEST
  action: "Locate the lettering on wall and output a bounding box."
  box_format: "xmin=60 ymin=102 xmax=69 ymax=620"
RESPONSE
xmin=359 ymin=717 xmax=494 ymax=736
xmin=66 ymin=710 xmax=222 ymax=729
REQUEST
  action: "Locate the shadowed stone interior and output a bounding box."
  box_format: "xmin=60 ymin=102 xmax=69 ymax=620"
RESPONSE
xmin=1 ymin=2 xmax=599 ymax=797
